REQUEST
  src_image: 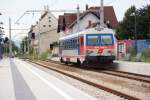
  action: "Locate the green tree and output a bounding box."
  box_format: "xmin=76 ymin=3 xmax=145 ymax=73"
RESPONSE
xmin=117 ymin=5 xmax=150 ymax=39
xmin=3 ymin=39 xmax=18 ymax=55
xmin=20 ymin=36 xmax=28 ymax=54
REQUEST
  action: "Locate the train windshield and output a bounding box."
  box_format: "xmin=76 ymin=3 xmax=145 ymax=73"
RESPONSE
xmin=87 ymin=35 xmax=99 ymax=45
xmin=87 ymin=34 xmax=113 ymax=46
xmin=101 ymin=35 xmax=113 ymax=45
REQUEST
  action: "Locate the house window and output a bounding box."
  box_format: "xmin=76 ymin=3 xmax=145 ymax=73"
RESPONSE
xmin=49 ymin=17 xmax=51 ymax=19
xmin=49 ymin=20 xmax=51 ymax=22
xmin=49 ymin=25 xmax=51 ymax=27
xmin=43 ymin=25 xmax=46 ymax=27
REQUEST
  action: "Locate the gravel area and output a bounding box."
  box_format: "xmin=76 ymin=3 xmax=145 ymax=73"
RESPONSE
xmin=29 ymin=62 xmax=125 ymax=100
xmin=36 ymin=61 xmax=150 ymax=100
xmin=101 ymin=71 xmax=150 ymax=84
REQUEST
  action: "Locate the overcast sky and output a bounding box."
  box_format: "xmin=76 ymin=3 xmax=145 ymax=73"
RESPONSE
xmin=0 ymin=0 xmax=149 ymax=46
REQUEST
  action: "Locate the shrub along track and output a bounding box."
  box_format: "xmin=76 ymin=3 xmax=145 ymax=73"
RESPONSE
xmin=25 ymin=59 xmax=145 ymax=100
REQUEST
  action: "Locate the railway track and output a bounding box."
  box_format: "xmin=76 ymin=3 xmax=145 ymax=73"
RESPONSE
xmin=27 ymin=59 xmax=143 ymax=100
xmin=100 ymin=70 xmax=150 ymax=83
xmin=44 ymin=59 xmax=150 ymax=84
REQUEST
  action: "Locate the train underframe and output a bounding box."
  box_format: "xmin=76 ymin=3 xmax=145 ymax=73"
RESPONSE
xmin=60 ymin=55 xmax=115 ymax=67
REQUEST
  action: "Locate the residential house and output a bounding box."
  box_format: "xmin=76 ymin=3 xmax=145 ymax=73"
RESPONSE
xmin=28 ymin=7 xmax=59 ymax=54
xmin=57 ymin=5 xmax=118 ymax=36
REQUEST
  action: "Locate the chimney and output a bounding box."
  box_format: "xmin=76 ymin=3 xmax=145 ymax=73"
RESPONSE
xmin=86 ymin=4 xmax=88 ymax=10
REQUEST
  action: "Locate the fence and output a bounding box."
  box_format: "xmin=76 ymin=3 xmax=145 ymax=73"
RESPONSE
xmin=117 ymin=39 xmax=150 ymax=60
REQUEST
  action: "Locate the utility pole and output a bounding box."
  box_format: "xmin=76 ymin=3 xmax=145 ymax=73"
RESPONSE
xmin=9 ymin=17 xmax=12 ymax=58
xmin=77 ymin=4 xmax=80 ymax=32
xmin=38 ymin=19 xmax=41 ymax=59
xmin=27 ymin=35 xmax=30 ymax=54
xmin=134 ymin=6 xmax=137 ymax=55
xmin=99 ymin=0 xmax=104 ymax=29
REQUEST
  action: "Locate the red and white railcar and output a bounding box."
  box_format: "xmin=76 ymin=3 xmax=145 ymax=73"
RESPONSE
xmin=59 ymin=28 xmax=117 ymax=66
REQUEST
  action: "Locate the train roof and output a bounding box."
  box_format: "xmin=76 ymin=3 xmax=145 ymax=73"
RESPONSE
xmin=59 ymin=28 xmax=115 ymax=40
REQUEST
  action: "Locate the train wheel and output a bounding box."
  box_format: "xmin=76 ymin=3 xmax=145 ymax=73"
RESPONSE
xmin=65 ymin=61 xmax=68 ymax=65
xmin=109 ymin=60 xmax=114 ymax=64
xmin=65 ymin=58 xmax=70 ymax=65
xmin=76 ymin=58 xmax=81 ymax=66
xmin=60 ymin=57 xmax=64 ymax=63
xmin=81 ymin=60 xmax=88 ymax=68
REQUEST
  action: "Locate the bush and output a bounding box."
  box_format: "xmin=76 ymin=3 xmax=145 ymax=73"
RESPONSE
xmin=128 ymin=47 xmax=136 ymax=61
xmin=141 ymin=48 xmax=150 ymax=62
xmin=39 ymin=52 xmax=49 ymax=60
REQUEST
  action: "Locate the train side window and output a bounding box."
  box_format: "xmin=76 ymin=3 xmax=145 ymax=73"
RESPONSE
xmin=70 ymin=40 xmax=72 ymax=48
xmin=73 ymin=39 xmax=76 ymax=48
xmin=65 ymin=41 xmax=67 ymax=49
xmin=72 ymin=39 xmax=75 ymax=48
xmin=70 ymin=40 xmax=73 ymax=48
xmin=67 ymin=41 xmax=69 ymax=49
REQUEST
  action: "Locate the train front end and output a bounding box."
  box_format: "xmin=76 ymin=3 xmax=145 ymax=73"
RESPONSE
xmin=85 ymin=29 xmax=116 ymax=63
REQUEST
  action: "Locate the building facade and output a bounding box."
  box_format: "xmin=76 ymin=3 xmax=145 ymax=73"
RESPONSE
xmin=28 ymin=7 xmax=59 ymax=54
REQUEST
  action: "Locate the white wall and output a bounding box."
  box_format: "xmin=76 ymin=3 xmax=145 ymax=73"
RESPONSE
xmin=71 ymin=13 xmax=99 ymax=33
xmin=31 ymin=11 xmax=59 ymax=54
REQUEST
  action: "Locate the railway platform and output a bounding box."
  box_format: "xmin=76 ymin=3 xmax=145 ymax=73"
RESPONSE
xmin=0 ymin=58 xmax=96 ymax=100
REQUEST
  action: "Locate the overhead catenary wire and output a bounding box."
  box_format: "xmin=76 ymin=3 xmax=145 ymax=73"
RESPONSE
xmin=15 ymin=9 xmax=107 ymax=25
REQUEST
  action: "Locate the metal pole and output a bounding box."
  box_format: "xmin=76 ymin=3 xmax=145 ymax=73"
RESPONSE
xmin=134 ymin=6 xmax=137 ymax=55
xmin=38 ymin=19 xmax=41 ymax=59
xmin=9 ymin=17 xmax=12 ymax=58
xmin=27 ymin=36 xmax=30 ymax=54
xmin=24 ymin=39 xmax=26 ymax=54
xmin=99 ymin=0 xmax=104 ymax=29
xmin=77 ymin=4 xmax=80 ymax=32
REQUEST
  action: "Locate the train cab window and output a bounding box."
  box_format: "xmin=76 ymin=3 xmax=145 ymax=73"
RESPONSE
xmin=87 ymin=35 xmax=99 ymax=46
xmin=101 ymin=35 xmax=113 ymax=45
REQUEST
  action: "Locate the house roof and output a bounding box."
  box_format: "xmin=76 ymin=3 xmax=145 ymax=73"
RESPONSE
xmin=92 ymin=6 xmax=118 ymax=28
xmin=40 ymin=11 xmax=48 ymax=20
xmin=58 ymin=13 xmax=77 ymax=27
xmin=57 ymin=6 xmax=118 ymax=32
xmin=69 ymin=6 xmax=118 ymax=29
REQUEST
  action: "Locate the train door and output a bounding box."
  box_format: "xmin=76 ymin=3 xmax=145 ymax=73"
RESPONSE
xmin=118 ymin=42 xmax=126 ymax=59
xmin=79 ymin=35 xmax=84 ymax=55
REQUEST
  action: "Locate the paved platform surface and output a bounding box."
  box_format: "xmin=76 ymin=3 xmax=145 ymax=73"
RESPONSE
xmin=112 ymin=60 xmax=150 ymax=76
xmin=0 ymin=58 xmax=96 ymax=100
